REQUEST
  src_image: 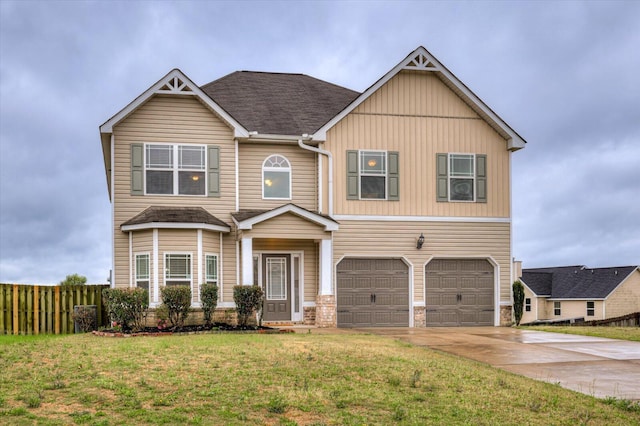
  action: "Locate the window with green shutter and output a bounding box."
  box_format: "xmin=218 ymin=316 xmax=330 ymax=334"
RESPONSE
xmin=436 ymin=153 xmax=488 ymax=203
xmin=346 ymin=150 xmax=399 ymax=201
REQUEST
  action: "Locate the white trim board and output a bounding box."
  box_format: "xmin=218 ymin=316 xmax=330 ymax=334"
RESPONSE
xmin=333 ymin=215 xmax=510 ymax=223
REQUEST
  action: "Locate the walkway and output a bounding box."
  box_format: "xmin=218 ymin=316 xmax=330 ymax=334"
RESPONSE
xmin=360 ymin=327 xmax=640 ymax=401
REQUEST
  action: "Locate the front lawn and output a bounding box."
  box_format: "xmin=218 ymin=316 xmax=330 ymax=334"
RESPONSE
xmin=0 ymin=332 xmax=638 ymax=425
xmin=522 ymin=326 xmax=640 ymax=342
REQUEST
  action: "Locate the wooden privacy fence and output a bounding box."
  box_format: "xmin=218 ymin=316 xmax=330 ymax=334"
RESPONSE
xmin=0 ymin=284 xmax=110 ymax=335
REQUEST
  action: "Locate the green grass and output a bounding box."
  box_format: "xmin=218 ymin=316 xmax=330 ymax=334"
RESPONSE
xmin=522 ymin=326 xmax=640 ymax=342
xmin=0 ymin=332 xmax=638 ymax=425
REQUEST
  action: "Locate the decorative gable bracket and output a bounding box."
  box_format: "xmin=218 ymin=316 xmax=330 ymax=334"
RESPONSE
xmin=403 ymin=53 xmax=440 ymax=71
xmin=157 ymin=76 xmax=194 ymax=94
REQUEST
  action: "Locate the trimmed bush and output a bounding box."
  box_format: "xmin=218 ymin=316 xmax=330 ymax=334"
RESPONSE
xmin=233 ymin=285 xmax=264 ymax=327
xmin=102 ymin=288 xmax=149 ymax=332
xmin=513 ymin=280 xmax=525 ymax=326
xmin=161 ymin=285 xmax=191 ymax=328
xmin=200 ymin=283 xmax=218 ymax=326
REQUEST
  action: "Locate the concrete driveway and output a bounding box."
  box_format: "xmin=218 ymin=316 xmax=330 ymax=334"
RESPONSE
xmin=360 ymin=327 xmax=640 ymax=401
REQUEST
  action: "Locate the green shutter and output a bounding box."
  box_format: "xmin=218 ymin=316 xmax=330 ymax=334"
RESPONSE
xmin=476 ymin=154 xmax=487 ymax=203
xmin=436 ymin=153 xmax=448 ymax=202
xmin=387 ymin=151 xmax=399 ymax=201
xmin=208 ymin=145 xmax=220 ymax=197
xmin=346 ymin=150 xmax=358 ymax=200
xmin=131 ymin=143 xmax=144 ymax=196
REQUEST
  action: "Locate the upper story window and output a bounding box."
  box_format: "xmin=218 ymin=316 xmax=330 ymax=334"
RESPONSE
xmin=436 ymin=153 xmax=487 ymax=203
xmin=262 ymin=155 xmax=291 ymax=199
xmin=346 ymin=150 xmax=399 ymax=201
xmin=145 ymin=144 xmax=206 ymax=196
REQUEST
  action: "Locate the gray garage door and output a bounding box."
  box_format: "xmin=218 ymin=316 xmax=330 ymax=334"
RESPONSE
xmin=425 ymin=259 xmax=494 ymax=326
xmin=337 ymin=258 xmax=409 ymax=328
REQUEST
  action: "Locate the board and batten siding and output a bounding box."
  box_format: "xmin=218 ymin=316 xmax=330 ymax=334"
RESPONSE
xmin=112 ymin=95 xmax=236 ymax=289
xmin=333 ymin=220 xmax=512 ymax=304
xmin=327 ymin=71 xmax=511 ymax=218
xmin=605 ymin=270 xmax=640 ymax=318
xmin=238 ymin=143 xmax=318 ymax=211
xmin=252 ymin=239 xmax=318 ymax=303
xmin=245 ymin=213 xmax=330 ymax=241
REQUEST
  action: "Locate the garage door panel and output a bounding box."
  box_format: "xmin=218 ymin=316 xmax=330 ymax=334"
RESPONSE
xmin=337 ymin=258 xmax=409 ymax=328
xmin=425 ymin=259 xmax=495 ymax=327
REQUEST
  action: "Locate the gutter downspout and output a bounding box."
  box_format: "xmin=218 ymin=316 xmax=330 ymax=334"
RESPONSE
xmin=298 ymin=136 xmax=333 ymax=216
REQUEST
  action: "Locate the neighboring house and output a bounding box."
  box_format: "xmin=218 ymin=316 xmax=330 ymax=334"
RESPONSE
xmin=519 ymin=265 xmax=640 ymax=324
xmin=99 ymin=46 xmax=526 ymax=327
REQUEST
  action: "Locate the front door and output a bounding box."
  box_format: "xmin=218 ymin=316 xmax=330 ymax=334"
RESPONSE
xmin=262 ymin=254 xmax=291 ymax=321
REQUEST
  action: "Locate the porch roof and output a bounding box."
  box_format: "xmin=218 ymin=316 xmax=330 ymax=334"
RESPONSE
xmin=121 ymin=206 xmax=231 ymax=232
xmin=231 ymin=204 xmax=339 ymax=232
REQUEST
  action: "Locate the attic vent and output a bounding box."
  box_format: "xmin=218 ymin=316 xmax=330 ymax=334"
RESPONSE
xmin=405 ymin=53 xmax=438 ymax=71
xmin=158 ymin=76 xmax=194 ymax=94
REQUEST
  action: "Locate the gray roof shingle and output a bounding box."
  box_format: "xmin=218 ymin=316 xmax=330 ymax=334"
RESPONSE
xmin=521 ymin=265 xmax=638 ymax=299
xmin=122 ymin=206 xmax=229 ymax=229
xmin=201 ymin=71 xmax=360 ymax=136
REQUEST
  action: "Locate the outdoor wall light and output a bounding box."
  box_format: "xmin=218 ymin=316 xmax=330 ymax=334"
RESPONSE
xmin=416 ymin=233 xmax=425 ymax=249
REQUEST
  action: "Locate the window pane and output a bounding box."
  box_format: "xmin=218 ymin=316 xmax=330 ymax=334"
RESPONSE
xmin=266 ymin=258 xmax=286 ymax=300
xmin=147 ymin=145 xmax=173 ymax=168
xmin=146 ymin=170 xmax=173 ymax=194
xmin=178 ymin=171 xmax=205 ymax=195
xmin=206 ymin=255 xmax=218 ymax=283
xmin=360 ymin=176 xmax=385 ymax=199
xmin=136 ymin=255 xmax=149 ymax=280
xmin=361 ymin=152 xmax=386 ymax=174
xmin=166 ymin=254 xmax=191 ymax=279
xmin=450 ymin=155 xmax=474 ymax=176
xmin=136 ymin=281 xmax=149 ymax=291
xmin=179 ymin=146 xmax=205 ymax=170
xmin=263 ymin=170 xmax=290 ymax=198
xmin=450 ymin=178 xmax=474 ymax=201
xmin=264 ymin=155 xmax=290 ymax=168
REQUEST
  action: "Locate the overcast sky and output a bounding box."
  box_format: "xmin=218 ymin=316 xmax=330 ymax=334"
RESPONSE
xmin=1 ymin=1 xmax=638 ymax=284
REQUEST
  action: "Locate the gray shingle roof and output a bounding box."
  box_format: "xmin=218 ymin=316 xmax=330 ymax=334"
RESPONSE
xmin=231 ymin=203 xmax=337 ymax=224
xmin=521 ymin=265 xmax=638 ymax=299
xmin=201 ymin=71 xmax=360 ymax=136
xmin=122 ymin=206 xmax=229 ymax=229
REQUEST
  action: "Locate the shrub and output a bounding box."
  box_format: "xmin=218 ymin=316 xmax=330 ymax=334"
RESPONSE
xmin=513 ymin=280 xmax=525 ymax=326
xmin=102 ymin=288 xmax=149 ymax=332
xmin=200 ymin=283 xmax=218 ymax=326
xmin=73 ymin=306 xmax=97 ymax=333
xmin=233 ymin=285 xmax=264 ymax=327
xmin=160 ymin=285 xmax=191 ymax=328
xmin=60 ymin=273 xmax=87 ymax=286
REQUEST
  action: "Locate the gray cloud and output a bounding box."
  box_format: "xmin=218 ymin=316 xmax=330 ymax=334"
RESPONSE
xmin=1 ymin=1 xmax=639 ymax=284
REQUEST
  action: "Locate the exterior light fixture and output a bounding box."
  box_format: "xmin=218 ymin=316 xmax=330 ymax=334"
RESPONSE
xmin=416 ymin=233 xmax=425 ymax=249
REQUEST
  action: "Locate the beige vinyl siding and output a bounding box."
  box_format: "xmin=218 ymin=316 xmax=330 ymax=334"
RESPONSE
xmin=238 ymin=143 xmax=317 ymax=211
xmin=220 ymin=234 xmax=237 ymax=303
xmin=328 ymin=71 xmax=510 ymax=218
xmin=545 ymin=300 xmax=605 ymax=321
xmin=246 ymin=213 xmax=330 ymax=240
xmin=253 ymin=239 xmax=318 ymax=303
xmin=333 ymin=220 xmax=511 ymax=304
xmin=112 ymin=95 xmax=235 ymax=289
xmin=158 ymin=229 xmax=197 ymax=288
xmin=521 ymin=286 xmax=538 ymax=324
xmin=605 ymin=270 xmax=640 ymax=318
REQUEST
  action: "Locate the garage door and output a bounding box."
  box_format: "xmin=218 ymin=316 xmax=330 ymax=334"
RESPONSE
xmin=337 ymin=258 xmax=409 ymax=328
xmin=425 ymin=259 xmax=494 ymax=326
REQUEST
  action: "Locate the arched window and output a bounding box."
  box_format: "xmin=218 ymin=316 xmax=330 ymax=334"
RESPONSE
xmin=262 ymin=155 xmax=291 ymax=199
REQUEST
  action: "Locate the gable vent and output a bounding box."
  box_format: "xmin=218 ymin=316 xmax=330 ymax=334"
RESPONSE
xmin=404 ymin=53 xmax=438 ymax=71
xmin=158 ymin=76 xmax=194 ymax=94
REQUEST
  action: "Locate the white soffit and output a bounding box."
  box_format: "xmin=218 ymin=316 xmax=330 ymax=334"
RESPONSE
xmin=99 ymin=69 xmax=249 ymax=138
xmin=313 ymin=46 xmax=526 ymax=150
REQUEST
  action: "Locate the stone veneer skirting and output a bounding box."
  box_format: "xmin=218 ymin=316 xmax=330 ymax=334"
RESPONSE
xmin=413 ymin=306 xmax=426 ymax=327
xmin=315 ymin=295 xmax=336 ymax=327
xmin=500 ymin=305 xmax=513 ymax=326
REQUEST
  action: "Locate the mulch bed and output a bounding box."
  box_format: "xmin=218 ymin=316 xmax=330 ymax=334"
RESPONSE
xmin=92 ymin=323 xmax=294 ymax=337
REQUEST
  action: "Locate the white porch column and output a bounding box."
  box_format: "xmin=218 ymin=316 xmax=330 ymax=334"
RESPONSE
xmin=319 ymin=238 xmax=333 ymax=295
xmin=241 ymin=237 xmax=253 ymax=285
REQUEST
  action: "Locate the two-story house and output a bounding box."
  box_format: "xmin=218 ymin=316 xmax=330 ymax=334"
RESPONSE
xmin=99 ymin=46 xmax=526 ymax=327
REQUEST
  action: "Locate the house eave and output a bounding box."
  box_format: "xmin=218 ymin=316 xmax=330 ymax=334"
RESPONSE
xmin=121 ymin=222 xmax=231 ymax=233
xmin=232 ymin=204 xmax=339 ymax=232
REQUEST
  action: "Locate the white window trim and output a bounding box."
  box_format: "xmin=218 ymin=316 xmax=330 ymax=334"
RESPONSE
xmin=205 ymin=253 xmax=220 ymax=301
xmin=586 ymin=301 xmax=595 ymax=317
xmin=262 ymin=154 xmax=292 ymax=200
xmin=145 ymin=143 xmax=207 ymax=196
xmin=134 ymin=252 xmax=151 ymax=289
xmin=448 ymin=153 xmax=476 ymax=203
xmin=164 ymin=252 xmax=193 ymax=287
xmin=554 ymin=301 xmax=561 ymax=316
xmin=358 ymin=149 xmax=388 ymax=200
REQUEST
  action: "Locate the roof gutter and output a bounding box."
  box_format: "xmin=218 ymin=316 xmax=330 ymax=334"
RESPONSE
xmin=298 ymin=135 xmax=333 ymax=216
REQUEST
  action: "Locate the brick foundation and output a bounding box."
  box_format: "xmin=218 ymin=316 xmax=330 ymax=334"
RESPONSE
xmin=413 ymin=306 xmax=426 ymax=327
xmin=500 ymin=305 xmax=513 ymax=326
xmin=303 ymin=307 xmax=316 ymax=325
xmin=315 ymin=295 xmax=336 ymax=327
